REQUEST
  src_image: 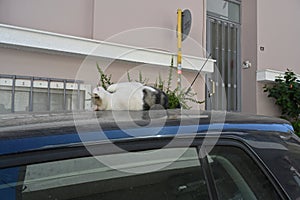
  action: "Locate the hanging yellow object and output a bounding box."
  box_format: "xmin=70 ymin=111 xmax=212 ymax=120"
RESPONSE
xmin=177 ymin=9 xmax=182 ymax=89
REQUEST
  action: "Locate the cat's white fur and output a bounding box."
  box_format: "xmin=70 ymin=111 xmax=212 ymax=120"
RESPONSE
xmin=93 ymin=82 xmax=146 ymax=110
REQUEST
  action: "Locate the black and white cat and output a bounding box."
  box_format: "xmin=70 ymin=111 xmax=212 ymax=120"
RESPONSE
xmin=92 ymin=82 xmax=168 ymax=111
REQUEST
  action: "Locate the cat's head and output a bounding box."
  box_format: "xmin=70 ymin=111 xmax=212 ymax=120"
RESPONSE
xmin=91 ymin=87 xmax=107 ymax=110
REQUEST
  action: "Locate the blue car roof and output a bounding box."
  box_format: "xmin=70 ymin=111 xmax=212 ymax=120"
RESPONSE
xmin=0 ymin=110 xmax=294 ymax=156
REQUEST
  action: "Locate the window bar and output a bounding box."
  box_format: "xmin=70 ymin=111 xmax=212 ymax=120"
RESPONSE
xmin=206 ymin=19 xmax=212 ymax=57
xmin=236 ymin=25 xmax=242 ymax=111
xmin=221 ymin=21 xmax=226 ymax=110
xmin=29 ymin=76 xmax=34 ymax=112
xmin=11 ymin=75 xmax=16 ymax=113
xmin=205 ymin=19 xmax=212 ymax=110
xmin=214 ymin=20 xmax=220 ymax=110
xmin=227 ymin=24 xmax=232 ymax=111
xmin=211 ymin=19 xmax=215 ymax=108
xmin=77 ymin=82 xmax=81 ymax=110
xmin=63 ymin=80 xmax=67 ymax=111
xmin=47 ymin=78 xmax=51 ymax=111
xmin=233 ymin=26 xmax=238 ymax=111
xmin=211 ymin=20 xmax=217 ymax=109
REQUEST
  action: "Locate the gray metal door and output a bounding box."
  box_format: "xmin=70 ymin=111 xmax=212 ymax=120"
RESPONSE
xmin=206 ymin=17 xmax=240 ymax=111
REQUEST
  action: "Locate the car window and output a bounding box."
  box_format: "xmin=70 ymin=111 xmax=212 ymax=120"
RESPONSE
xmin=208 ymin=146 xmax=281 ymax=200
xmin=253 ymin=136 xmax=300 ymax=200
xmin=0 ymin=147 xmax=209 ymax=200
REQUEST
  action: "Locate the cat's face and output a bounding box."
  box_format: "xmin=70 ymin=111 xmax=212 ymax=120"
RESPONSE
xmin=92 ymin=87 xmax=106 ymax=110
xmin=91 ymin=93 xmax=102 ymax=111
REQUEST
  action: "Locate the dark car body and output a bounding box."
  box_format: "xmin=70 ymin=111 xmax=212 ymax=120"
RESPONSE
xmin=0 ymin=110 xmax=299 ymax=200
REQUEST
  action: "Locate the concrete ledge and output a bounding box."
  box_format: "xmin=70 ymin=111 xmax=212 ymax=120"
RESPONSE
xmin=0 ymin=24 xmax=215 ymax=73
xmin=257 ymin=69 xmax=300 ymax=82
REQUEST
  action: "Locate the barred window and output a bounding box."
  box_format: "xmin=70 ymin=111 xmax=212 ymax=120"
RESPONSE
xmin=0 ymin=75 xmax=91 ymax=113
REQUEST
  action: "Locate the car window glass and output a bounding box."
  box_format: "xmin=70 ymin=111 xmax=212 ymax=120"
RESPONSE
xmin=1 ymin=147 xmax=209 ymax=200
xmin=208 ymin=146 xmax=281 ymax=200
xmin=254 ymin=136 xmax=300 ymax=200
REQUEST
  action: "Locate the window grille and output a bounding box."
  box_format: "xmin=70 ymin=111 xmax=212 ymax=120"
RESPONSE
xmin=0 ymin=74 xmax=91 ymax=113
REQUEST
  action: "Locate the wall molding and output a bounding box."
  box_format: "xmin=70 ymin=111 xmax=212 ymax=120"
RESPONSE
xmin=0 ymin=24 xmax=214 ymax=73
xmin=257 ymin=69 xmax=300 ymax=82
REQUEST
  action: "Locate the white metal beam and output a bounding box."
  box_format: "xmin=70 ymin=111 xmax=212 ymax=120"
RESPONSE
xmin=257 ymin=69 xmax=300 ymax=82
xmin=0 ymin=24 xmax=215 ymax=73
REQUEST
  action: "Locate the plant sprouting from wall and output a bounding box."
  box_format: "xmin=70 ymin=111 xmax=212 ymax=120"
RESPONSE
xmin=97 ymin=57 xmax=204 ymax=109
xmin=96 ymin=63 xmax=113 ymax=90
xmin=263 ymin=69 xmax=300 ymax=135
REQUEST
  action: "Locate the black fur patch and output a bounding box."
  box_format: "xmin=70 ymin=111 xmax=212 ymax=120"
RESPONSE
xmin=142 ymin=87 xmax=168 ymax=110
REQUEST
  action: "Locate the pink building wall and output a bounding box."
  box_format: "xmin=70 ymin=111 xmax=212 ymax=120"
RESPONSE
xmin=256 ymin=0 xmax=300 ymax=116
xmin=0 ymin=0 xmax=207 ymax=110
xmin=1 ymin=0 xmax=298 ymax=115
xmin=0 ymin=47 xmax=83 ymax=80
xmin=0 ymin=0 xmax=206 ymax=57
xmin=93 ymin=0 xmax=206 ymax=57
xmin=0 ymin=0 xmax=94 ymax=38
xmin=241 ymin=0 xmax=258 ymax=114
xmin=240 ymin=0 xmax=300 ymax=116
xmin=257 ymin=0 xmax=300 ymax=73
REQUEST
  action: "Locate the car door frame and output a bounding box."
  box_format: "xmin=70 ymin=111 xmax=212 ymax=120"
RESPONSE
xmin=0 ymin=135 xmax=290 ymax=200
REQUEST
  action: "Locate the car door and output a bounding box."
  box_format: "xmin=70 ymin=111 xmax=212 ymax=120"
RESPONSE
xmin=0 ymin=136 xmax=288 ymax=200
xmin=203 ymin=143 xmax=286 ymax=200
xmin=0 ymin=137 xmax=210 ymax=200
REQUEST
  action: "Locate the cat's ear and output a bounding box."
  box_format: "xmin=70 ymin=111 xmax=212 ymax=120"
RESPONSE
xmin=143 ymin=88 xmax=153 ymax=95
xmin=142 ymin=88 xmax=148 ymax=95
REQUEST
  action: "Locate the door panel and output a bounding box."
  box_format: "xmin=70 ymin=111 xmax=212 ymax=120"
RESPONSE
xmin=206 ymin=17 xmax=240 ymax=111
xmin=0 ymin=147 xmax=210 ymax=200
xmin=207 ymin=146 xmax=282 ymax=200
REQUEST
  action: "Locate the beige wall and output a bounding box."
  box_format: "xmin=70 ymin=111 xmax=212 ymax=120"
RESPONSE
xmin=256 ymin=0 xmax=300 ymax=117
xmin=0 ymin=47 xmax=138 ymax=88
xmin=0 ymin=47 xmax=83 ymax=80
xmin=257 ymin=0 xmax=300 ymax=73
xmin=93 ymin=0 xmax=206 ymax=57
xmin=0 ymin=0 xmax=206 ymax=58
xmin=0 ymin=0 xmax=207 ymax=110
xmin=256 ymin=83 xmax=281 ymax=116
xmin=77 ymin=55 xmax=206 ymax=109
xmin=240 ymin=0 xmax=257 ymax=114
xmin=0 ymin=0 xmax=94 ymax=38
xmin=0 ymin=47 xmax=103 ymax=88
xmin=0 ymin=47 xmax=206 ymax=109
